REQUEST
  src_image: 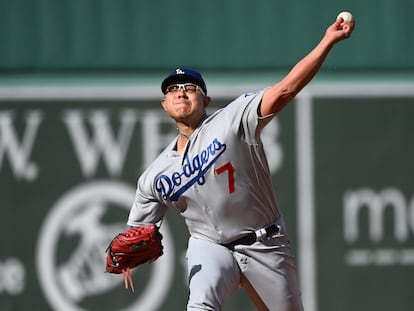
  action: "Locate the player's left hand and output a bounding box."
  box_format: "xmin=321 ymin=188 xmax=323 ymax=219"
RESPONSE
xmin=105 ymin=224 xmax=163 ymax=292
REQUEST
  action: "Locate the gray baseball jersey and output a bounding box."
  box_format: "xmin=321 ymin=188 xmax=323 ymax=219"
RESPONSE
xmin=127 ymin=89 xmax=282 ymax=244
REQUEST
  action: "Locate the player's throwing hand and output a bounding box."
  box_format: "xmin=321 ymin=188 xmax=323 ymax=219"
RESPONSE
xmin=327 ymin=12 xmax=355 ymax=42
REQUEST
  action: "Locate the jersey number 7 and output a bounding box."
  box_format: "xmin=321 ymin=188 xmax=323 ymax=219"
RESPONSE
xmin=215 ymin=162 xmax=235 ymax=194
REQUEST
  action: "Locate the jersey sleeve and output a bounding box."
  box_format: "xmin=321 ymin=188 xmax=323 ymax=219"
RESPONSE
xmin=224 ymin=89 xmax=269 ymax=144
xmin=127 ymin=170 xmax=168 ymax=227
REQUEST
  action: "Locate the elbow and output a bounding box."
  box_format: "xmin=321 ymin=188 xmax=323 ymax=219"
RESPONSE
xmin=280 ymin=87 xmax=298 ymax=102
xmin=272 ymin=88 xmax=298 ymax=113
xmin=281 ymin=81 xmax=305 ymax=98
xmin=262 ymin=85 xmax=300 ymax=115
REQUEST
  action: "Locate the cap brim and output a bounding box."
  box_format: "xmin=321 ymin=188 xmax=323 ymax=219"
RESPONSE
xmin=161 ymin=74 xmax=204 ymax=94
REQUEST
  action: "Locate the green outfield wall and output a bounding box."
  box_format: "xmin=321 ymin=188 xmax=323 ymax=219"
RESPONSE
xmin=0 ymin=82 xmax=413 ymax=311
xmin=0 ymin=0 xmax=413 ymax=73
xmin=1 ymin=0 xmax=414 ymax=310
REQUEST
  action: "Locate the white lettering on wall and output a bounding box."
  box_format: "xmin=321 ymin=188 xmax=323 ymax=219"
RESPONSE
xmin=344 ymin=187 xmax=409 ymax=243
xmin=0 ymin=258 xmax=26 ymax=295
xmin=62 ymin=109 xmax=137 ymax=178
xmin=343 ymin=187 xmax=414 ymax=266
xmin=0 ymin=110 xmax=42 ymax=181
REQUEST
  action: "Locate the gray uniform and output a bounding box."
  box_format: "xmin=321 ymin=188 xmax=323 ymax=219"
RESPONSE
xmin=128 ymin=90 xmax=303 ymax=311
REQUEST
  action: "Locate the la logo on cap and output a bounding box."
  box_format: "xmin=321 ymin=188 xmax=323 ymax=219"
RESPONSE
xmin=176 ymin=69 xmax=185 ymax=74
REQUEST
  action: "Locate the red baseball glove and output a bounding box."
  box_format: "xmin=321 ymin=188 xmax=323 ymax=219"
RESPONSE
xmin=105 ymin=224 xmax=163 ymax=292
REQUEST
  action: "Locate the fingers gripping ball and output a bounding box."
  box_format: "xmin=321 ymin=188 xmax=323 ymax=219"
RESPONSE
xmin=337 ymin=11 xmax=354 ymax=23
xmin=105 ymin=224 xmax=163 ymax=291
xmin=336 ymin=11 xmax=355 ymax=37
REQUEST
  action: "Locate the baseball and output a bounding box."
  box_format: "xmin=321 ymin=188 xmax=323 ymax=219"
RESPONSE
xmin=337 ymin=11 xmax=354 ymax=22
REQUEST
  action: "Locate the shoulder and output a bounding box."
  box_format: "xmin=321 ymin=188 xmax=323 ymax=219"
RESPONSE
xmin=220 ymin=89 xmax=266 ymax=123
xmin=227 ymin=90 xmax=265 ymax=120
xmin=205 ymin=90 xmax=265 ymax=122
xmin=229 ymin=90 xmax=265 ymax=109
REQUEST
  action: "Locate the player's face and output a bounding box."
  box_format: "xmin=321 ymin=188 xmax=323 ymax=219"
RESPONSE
xmin=161 ymin=83 xmax=211 ymax=125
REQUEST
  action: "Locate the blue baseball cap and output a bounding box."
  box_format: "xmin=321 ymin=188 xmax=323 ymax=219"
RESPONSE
xmin=161 ymin=68 xmax=207 ymax=95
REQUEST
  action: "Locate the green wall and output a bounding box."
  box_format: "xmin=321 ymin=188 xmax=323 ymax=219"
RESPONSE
xmin=1 ymin=1 xmax=414 ymax=310
xmin=1 ymin=0 xmax=413 ymax=73
xmin=0 ymin=84 xmax=413 ymax=311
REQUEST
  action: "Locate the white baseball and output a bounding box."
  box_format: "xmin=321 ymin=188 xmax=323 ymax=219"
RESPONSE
xmin=337 ymin=11 xmax=354 ymax=22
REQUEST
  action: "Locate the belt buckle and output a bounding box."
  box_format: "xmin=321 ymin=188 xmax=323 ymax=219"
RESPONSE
xmin=254 ymin=227 xmax=268 ymax=242
xmin=254 ymin=224 xmax=281 ymax=242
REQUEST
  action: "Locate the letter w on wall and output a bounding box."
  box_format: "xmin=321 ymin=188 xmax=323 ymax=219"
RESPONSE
xmin=63 ymin=109 xmax=137 ymax=178
xmin=0 ymin=110 xmax=42 ymax=181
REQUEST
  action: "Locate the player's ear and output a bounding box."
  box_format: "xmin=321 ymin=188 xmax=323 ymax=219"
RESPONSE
xmin=203 ymin=96 xmax=211 ymax=108
xmin=161 ymin=98 xmax=167 ymax=111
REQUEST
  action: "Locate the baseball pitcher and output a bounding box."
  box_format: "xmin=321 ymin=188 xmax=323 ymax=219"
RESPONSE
xmin=108 ymin=15 xmax=355 ymax=311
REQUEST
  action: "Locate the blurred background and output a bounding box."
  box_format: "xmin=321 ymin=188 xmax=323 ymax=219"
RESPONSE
xmin=0 ymin=0 xmax=413 ymax=310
